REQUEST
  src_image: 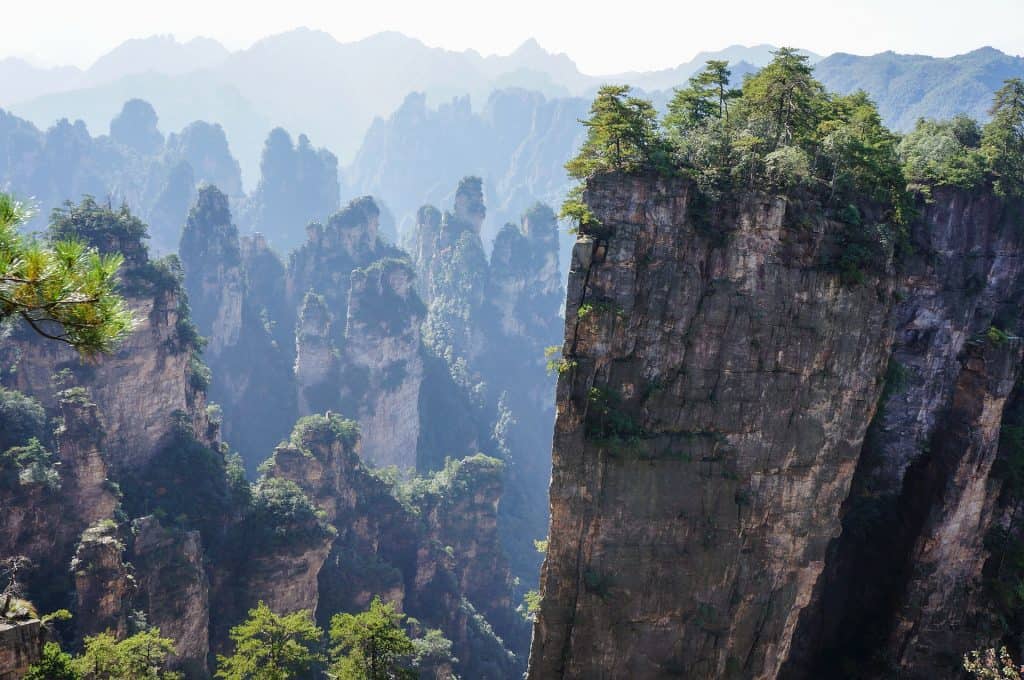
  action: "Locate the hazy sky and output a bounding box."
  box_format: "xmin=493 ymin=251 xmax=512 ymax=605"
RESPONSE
xmin=7 ymin=0 xmax=1023 ymax=73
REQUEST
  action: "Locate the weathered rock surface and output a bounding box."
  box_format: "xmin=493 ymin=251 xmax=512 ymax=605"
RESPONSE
xmin=530 ymin=174 xmax=1024 ymax=679
xmin=0 ymin=619 xmax=44 ymax=680
xmin=266 ymin=416 xmax=521 ymax=678
xmin=342 ymin=259 xmax=425 ymax=470
xmin=0 ymin=228 xmax=215 ymax=475
xmin=529 ymin=174 xmax=897 ymax=679
xmin=71 ymin=523 xmax=134 ymax=640
xmin=785 ymin=187 xmax=1024 ymax=678
xmin=129 ymin=517 xmax=210 ymax=676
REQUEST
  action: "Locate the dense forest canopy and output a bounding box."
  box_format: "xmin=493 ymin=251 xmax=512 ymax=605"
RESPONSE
xmin=566 ymin=49 xmax=1024 ymax=202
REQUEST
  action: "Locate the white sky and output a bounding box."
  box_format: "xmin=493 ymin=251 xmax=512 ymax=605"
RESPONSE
xmin=6 ymin=0 xmax=1024 ymax=73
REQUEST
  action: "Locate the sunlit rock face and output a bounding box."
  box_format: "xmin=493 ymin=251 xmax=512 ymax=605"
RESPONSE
xmin=528 ymin=171 xmax=1024 ymax=680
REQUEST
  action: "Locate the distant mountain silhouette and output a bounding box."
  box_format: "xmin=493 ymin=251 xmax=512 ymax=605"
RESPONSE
xmin=3 ymin=31 xmax=1023 ymax=191
xmin=815 ymin=46 xmax=1024 ymax=130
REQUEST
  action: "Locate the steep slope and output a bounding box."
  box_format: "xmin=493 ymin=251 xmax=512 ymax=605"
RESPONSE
xmin=784 ymin=186 xmax=1024 ymax=678
xmin=528 ymin=173 xmax=896 ymax=678
xmin=529 ymin=172 xmax=1024 ymax=679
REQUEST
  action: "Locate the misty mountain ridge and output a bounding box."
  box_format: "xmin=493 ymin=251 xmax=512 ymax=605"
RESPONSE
xmin=10 ymin=30 xmax=1017 ymax=189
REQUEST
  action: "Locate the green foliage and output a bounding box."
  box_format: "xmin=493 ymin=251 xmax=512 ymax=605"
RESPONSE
xmin=964 ymin=647 xmax=1024 ymax=679
xmin=520 ymin=589 xmax=542 ymax=621
xmin=70 ymin=629 xmax=180 ymax=680
xmin=0 ymin=387 xmax=47 ymax=452
xmin=350 ymin=258 xmax=426 ymax=334
xmin=989 ymin=325 xmax=1012 ymax=346
xmin=565 ymin=85 xmax=671 ymax=179
xmin=899 ymin=116 xmax=987 ymax=188
xmin=666 ymin=60 xmax=742 ymax=133
xmin=49 ymin=196 xmax=149 ymax=247
xmin=1 ymin=437 xmax=59 ymax=489
xmin=410 ymin=628 xmax=457 ymax=673
xmin=395 ymin=454 xmax=504 ymax=512
xmin=42 ymin=608 xmax=73 ymax=624
xmin=534 ymin=538 xmax=549 ymax=554
xmin=188 ymin=351 xmax=211 ymax=392
xmin=558 ymin=185 xmax=601 ymax=235
xmin=817 ymin=91 xmax=905 ymax=204
xmin=0 ymin=193 xmax=133 ymax=355
xmin=25 ymin=642 xmax=79 ymax=680
xmin=329 ymin=596 xmax=415 ymax=680
xmin=561 ymin=49 xmax=918 ymax=287
xmin=741 ymin=47 xmax=825 ymax=151
xmin=544 ymin=345 xmax=575 ymax=376
xmin=983 ymin=79 xmax=1024 ymax=197
xmin=121 ymin=416 xmax=244 ymax=538
xmin=235 ymin=477 xmax=332 ymax=553
xmin=585 ymin=385 xmax=644 ymax=444
xmin=215 ymin=602 xmax=322 ymax=680
xmin=289 ymin=412 xmax=360 ymax=456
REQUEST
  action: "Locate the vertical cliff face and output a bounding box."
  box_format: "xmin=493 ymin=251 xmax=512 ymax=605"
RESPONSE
xmin=342 ymin=260 xmax=426 ymax=470
xmin=180 ymin=188 xmax=297 ymax=471
xmin=0 ymin=619 xmax=44 ymax=679
xmin=179 ymin=185 xmax=244 ymax=357
xmin=784 ymin=187 xmax=1024 ymax=678
xmin=0 ymin=387 xmax=120 ymax=625
xmin=287 ymin=196 xmax=431 ymax=470
xmin=0 ymin=220 xmax=216 ymax=475
xmin=71 ymin=523 xmax=134 ymax=640
xmin=532 ymin=173 xmax=1024 ymax=679
xmin=529 ymin=174 xmax=897 ymax=679
xmin=409 ymin=180 xmax=563 ymax=590
xmin=129 ymin=517 xmax=210 ymax=676
xmin=416 ymin=177 xmax=491 ymax=365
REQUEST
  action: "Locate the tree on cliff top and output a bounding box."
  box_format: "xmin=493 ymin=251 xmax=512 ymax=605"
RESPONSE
xmin=0 ymin=193 xmax=133 ymax=355
xmin=983 ymin=78 xmax=1024 ymax=197
xmin=565 ymin=85 xmax=669 ymax=179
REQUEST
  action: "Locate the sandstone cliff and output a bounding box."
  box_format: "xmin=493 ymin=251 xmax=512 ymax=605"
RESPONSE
xmin=784 ymin=186 xmax=1024 ymax=678
xmin=530 ymin=173 xmax=1024 ymax=679
xmin=264 ymin=414 xmax=521 ymax=678
xmin=530 ymin=173 xmax=896 ymax=679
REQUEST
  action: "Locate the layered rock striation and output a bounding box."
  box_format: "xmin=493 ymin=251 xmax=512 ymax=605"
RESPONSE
xmin=530 ymin=173 xmax=1024 ymax=679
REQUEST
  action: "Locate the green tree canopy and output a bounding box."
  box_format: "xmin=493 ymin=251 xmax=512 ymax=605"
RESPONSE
xmin=741 ymin=47 xmax=825 ymax=151
xmin=329 ymin=596 xmax=415 ymax=680
xmin=565 ymin=85 xmax=667 ymax=179
xmin=665 ymin=60 xmax=742 ymax=133
xmin=215 ymin=601 xmax=322 ymax=680
xmin=899 ymin=115 xmax=986 ymax=188
xmin=25 ymin=642 xmax=79 ymax=680
xmin=0 ymin=193 xmax=133 ymax=355
xmin=983 ymin=78 xmax=1024 ymax=196
xmin=69 ymin=629 xmax=179 ymax=680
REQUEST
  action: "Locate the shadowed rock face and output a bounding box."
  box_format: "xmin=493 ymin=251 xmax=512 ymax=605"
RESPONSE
xmin=130 ymin=516 xmax=210 ymax=676
xmin=529 ymin=173 xmax=1024 ymax=679
xmin=785 ymin=187 xmax=1024 ymax=679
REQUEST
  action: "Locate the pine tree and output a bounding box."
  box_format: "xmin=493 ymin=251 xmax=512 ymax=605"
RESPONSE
xmin=215 ymin=602 xmax=322 ymax=680
xmin=983 ymin=78 xmax=1024 ymax=196
xmin=329 ymin=597 xmax=416 ymax=680
xmin=0 ymin=193 xmax=133 ymax=355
